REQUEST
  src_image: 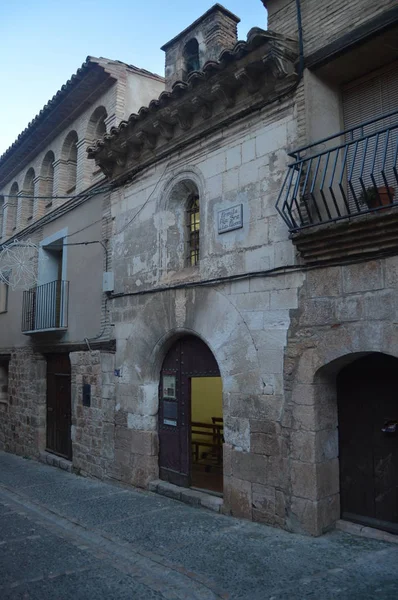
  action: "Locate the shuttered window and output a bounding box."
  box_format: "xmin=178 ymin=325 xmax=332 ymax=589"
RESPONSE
xmin=342 ymin=64 xmax=398 ymax=208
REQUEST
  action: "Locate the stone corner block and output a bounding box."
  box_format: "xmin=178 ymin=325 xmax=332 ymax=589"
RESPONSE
xmin=223 ymin=475 xmax=252 ymax=521
xmin=156 ymin=480 xmax=182 ymax=501
xmin=148 ymin=479 xmax=161 ymax=493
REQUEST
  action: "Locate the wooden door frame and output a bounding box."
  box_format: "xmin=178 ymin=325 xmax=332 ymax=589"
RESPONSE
xmin=158 ymin=336 xmax=221 ymax=488
xmin=46 ymin=353 xmax=72 ymax=460
xmin=337 ymin=353 xmax=398 ymax=533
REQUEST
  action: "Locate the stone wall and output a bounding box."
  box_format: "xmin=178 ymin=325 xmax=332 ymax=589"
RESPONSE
xmin=110 ymin=267 xmax=304 ymax=511
xmin=0 ymin=360 xmax=9 ymax=451
xmin=283 ymin=255 xmax=398 ymax=535
xmin=111 ymin=97 xmax=298 ymax=296
xmin=1 ymin=348 xmax=46 ymax=457
xmin=70 ymin=350 xmax=116 ymax=479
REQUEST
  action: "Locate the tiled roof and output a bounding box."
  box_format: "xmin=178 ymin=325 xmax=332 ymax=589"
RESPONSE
xmin=88 ymin=29 xmax=298 ymax=159
xmin=0 ymin=57 xmax=164 ymax=186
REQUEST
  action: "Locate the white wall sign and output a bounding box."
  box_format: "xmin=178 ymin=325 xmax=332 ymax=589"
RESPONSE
xmin=218 ymin=204 xmax=243 ymax=234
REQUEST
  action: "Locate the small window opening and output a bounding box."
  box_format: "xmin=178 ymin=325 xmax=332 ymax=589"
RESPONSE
xmin=187 ymin=194 xmax=200 ymax=266
xmin=184 ymin=39 xmax=200 ymax=75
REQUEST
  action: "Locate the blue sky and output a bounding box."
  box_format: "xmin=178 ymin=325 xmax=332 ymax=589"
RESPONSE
xmin=0 ymin=1 xmax=267 ymax=155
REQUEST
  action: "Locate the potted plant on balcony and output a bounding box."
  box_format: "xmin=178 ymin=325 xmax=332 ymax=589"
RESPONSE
xmin=358 ymin=185 xmax=396 ymax=209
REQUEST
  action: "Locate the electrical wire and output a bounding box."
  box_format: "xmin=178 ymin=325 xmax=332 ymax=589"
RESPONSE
xmin=113 ymin=159 xmax=172 ymax=237
xmin=0 ymin=184 xmax=113 ymax=201
xmin=110 ymin=244 xmax=398 ymax=300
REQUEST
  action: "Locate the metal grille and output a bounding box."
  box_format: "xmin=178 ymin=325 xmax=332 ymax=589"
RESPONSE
xmin=276 ymin=108 xmax=398 ymax=232
xmin=22 ymin=280 xmax=69 ymax=332
xmin=187 ymin=195 xmax=200 ymax=266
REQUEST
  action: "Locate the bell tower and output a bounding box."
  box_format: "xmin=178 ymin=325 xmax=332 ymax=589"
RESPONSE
xmin=161 ymin=4 xmax=240 ymax=91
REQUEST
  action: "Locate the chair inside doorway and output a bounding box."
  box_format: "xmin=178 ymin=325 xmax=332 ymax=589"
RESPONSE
xmin=190 ymin=376 xmax=223 ymax=494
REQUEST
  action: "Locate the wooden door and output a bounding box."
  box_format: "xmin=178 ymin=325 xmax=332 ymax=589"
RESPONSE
xmin=46 ymin=354 xmax=72 ymax=460
xmin=158 ymin=336 xmax=220 ymax=487
xmin=337 ymin=353 xmax=398 ymax=534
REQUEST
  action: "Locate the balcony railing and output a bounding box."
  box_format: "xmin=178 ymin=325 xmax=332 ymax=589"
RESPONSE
xmin=276 ymin=109 xmax=398 ymax=232
xmin=22 ymin=280 xmax=69 ymax=333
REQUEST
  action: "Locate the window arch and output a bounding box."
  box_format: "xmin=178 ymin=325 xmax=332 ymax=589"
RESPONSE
xmin=40 ymin=150 xmax=55 ymax=201
xmin=22 ymin=167 xmax=35 ymax=221
xmin=61 ymin=130 xmax=78 ymax=193
xmin=187 ymin=194 xmax=200 ymax=266
xmin=163 ymin=178 xmax=201 ymax=271
xmin=183 ymin=38 xmax=200 ymax=75
xmin=8 ymin=182 xmax=19 ymax=232
xmin=86 ymin=106 xmax=107 ymax=141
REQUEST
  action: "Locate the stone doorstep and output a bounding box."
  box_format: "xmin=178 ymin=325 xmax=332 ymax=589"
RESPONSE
xmin=149 ymin=479 xmax=224 ymax=513
xmin=39 ymin=451 xmax=72 ymax=473
xmin=336 ymin=519 xmax=398 ymax=545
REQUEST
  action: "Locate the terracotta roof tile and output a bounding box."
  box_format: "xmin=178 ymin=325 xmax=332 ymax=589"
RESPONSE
xmin=88 ymin=28 xmax=297 ymax=158
xmin=0 ymin=57 xmax=164 ymax=167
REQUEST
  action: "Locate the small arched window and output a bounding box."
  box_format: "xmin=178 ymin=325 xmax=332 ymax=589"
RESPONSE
xmin=183 ymin=38 xmax=200 ymax=75
xmin=61 ymin=130 xmax=78 ymax=193
xmin=41 ymin=151 xmax=55 ymax=199
xmin=87 ymin=106 xmax=107 ymax=142
xmin=9 ymin=182 xmax=19 ymax=231
xmin=22 ymin=167 xmax=35 ymax=221
xmin=187 ymin=194 xmax=200 ymax=266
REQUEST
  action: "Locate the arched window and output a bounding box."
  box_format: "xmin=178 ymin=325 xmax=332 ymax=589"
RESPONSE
xmin=61 ymin=131 xmax=78 ymax=193
xmin=9 ymin=182 xmax=19 ymax=232
xmin=87 ymin=106 xmax=107 ymax=142
xmin=163 ymin=178 xmax=201 ymax=273
xmin=40 ymin=150 xmax=55 ymax=204
xmin=183 ymin=39 xmax=200 ymax=76
xmin=22 ymin=167 xmax=35 ymax=221
xmin=0 ymin=196 xmax=4 ymax=238
xmin=86 ymin=107 xmax=107 ymax=180
xmin=187 ymin=194 xmax=200 ymax=266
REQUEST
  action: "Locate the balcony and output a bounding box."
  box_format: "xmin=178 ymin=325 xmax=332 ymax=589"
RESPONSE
xmin=276 ymin=109 xmax=398 ymax=262
xmin=22 ymin=280 xmax=69 ymax=334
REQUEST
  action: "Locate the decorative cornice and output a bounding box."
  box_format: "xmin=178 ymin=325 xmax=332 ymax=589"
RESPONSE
xmin=88 ymin=29 xmax=298 ymax=179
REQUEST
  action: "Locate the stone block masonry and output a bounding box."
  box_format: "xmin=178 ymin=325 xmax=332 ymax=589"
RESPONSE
xmin=282 ymin=255 xmax=398 ymax=535
xmin=1 ymin=348 xmax=46 ymax=458
xmin=70 ymin=350 xmax=116 ymax=479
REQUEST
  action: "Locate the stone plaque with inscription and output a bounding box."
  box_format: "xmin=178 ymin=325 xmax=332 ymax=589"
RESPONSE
xmin=218 ymin=204 xmax=243 ymax=234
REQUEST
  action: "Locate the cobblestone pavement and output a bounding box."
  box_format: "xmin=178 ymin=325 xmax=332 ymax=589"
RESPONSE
xmin=0 ymin=451 xmax=397 ymax=599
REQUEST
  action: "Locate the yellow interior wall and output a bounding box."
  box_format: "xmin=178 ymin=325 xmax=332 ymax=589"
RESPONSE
xmin=191 ymin=377 xmax=223 ymax=423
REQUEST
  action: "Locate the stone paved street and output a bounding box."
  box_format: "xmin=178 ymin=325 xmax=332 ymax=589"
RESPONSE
xmin=0 ymin=452 xmax=397 ymax=599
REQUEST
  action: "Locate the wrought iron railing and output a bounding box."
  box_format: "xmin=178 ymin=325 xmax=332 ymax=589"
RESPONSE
xmin=276 ymin=109 xmax=398 ymax=232
xmin=22 ymin=280 xmax=69 ymax=332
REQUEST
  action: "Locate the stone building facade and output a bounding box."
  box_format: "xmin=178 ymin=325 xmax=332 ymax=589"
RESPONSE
xmin=0 ymin=59 xmax=164 ymax=466
xmin=2 ymin=1 xmax=398 ymax=538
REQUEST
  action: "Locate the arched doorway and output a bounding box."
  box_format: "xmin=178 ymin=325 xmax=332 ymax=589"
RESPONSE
xmin=337 ymin=353 xmax=398 ymax=533
xmin=158 ymin=336 xmax=223 ymax=493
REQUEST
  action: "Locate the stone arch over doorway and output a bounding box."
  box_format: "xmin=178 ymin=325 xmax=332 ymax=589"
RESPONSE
xmin=113 ymin=285 xmax=261 ymax=489
xmin=158 ymin=334 xmax=223 ymax=491
xmin=286 ymin=320 xmax=398 ymax=536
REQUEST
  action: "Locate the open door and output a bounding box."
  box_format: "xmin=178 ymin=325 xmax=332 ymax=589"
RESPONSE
xmin=158 ymin=336 xmax=221 ymax=489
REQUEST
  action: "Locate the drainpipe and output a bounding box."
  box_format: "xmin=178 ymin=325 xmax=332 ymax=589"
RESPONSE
xmin=295 ymin=0 xmax=305 ymax=77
